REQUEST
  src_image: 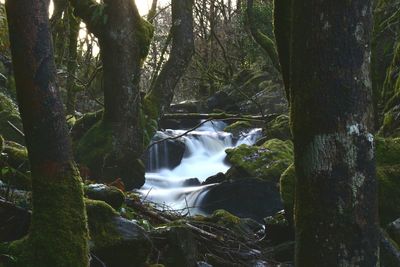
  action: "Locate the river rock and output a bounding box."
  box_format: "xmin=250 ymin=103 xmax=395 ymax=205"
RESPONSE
xmin=85 ymin=184 xmax=125 ymax=210
xmin=199 ymin=179 xmax=283 ymax=222
xmin=202 ymin=172 xmax=226 ymax=185
xmin=144 ymin=131 xmax=186 ymax=171
xmin=182 ymin=178 xmax=201 ymax=187
xmin=86 ymin=199 xmax=152 ymax=267
xmin=151 ymin=225 xmax=198 ymax=267
xmin=225 ymin=139 xmax=293 ymax=183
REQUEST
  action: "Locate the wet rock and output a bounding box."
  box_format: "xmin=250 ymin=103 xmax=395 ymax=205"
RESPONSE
xmin=169 ymin=100 xmax=205 ymax=113
xmin=85 ymin=184 xmax=125 ymax=210
xmin=86 ymin=199 xmax=152 ymax=267
xmin=152 ymin=225 xmax=198 ymax=267
xmin=202 ymin=172 xmax=226 ymax=185
xmin=144 ymin=131 xmax=186 ymax=171
xmin=200 ymin=179 xmax=283 ymax=222
xmin=182 ymin=178 xmax=201 ymax=187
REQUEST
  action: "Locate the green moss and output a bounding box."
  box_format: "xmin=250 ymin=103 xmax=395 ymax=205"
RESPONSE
xmin=85 ymin=199 xmax=120 ymax=248
xmin=279 ymin=163 xmax=295 ymax=223
xmin=75 ymin=120 xmax=113 ymax=175
xmin=207 ymin=209 xmax=241 ymax=227
xmin=0 ymin=93 xmax=24 ymax=144
xmin=224 ymin=121 xmax=252 ymax=135
xmin=377 ymin=165 xmax=400 ymax=225
xmin=0 ymin=141 xmax=31 ymax=190
xmin=375 ymin=137 xmax=400 ymax=166
xmin=265 ymin=114 xmax=291 ymax=140
xmin=137 ymin=17 xmax=154 ymax=64
xmin=0 ymin=135 xmax=4 ymax=153
xmin=7 ymin=162 xmax=89 ymax=267
xmin=84 ymin=184 xmax=125 ymax=210
xmin=225 ymin=138 xmax=293 ymax=182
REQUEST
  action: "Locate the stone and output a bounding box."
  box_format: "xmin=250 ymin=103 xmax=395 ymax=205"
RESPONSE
xmin=85 ymin=184 xmax=125 ymax=210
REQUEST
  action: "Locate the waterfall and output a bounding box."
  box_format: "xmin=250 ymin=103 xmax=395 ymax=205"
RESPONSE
xmin=139 ymin=120 xmax=262 ymax=214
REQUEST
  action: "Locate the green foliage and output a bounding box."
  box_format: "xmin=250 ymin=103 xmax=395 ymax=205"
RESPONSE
xmin=265 ymin=115 xmax=291 ymax=140
xmin=0 ymin=93 xmax=24 ymax=144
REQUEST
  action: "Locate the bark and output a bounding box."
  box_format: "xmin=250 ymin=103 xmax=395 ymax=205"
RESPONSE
xmin=6 ymin=0 xmax=89 ymax=266
xmin=145 ymin=0 xmax=195 ymax=121
xmin=290 ymin=0 xmax=379 ymax=266
xmin=70 ymin=0 xmax=153 ymax=189
xmin=66 ymin=6 xmax=81 ymax=115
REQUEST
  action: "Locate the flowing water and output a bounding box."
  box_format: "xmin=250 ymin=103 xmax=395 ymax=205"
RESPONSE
xmin=139 ymin=121 xmax=262 ymax=215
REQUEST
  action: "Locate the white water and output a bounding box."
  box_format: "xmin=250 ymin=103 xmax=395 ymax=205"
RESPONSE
xmin=139 ymin=121 xmax=262 ymax=214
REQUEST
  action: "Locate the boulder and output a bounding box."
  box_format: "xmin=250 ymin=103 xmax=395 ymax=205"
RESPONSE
xmin=86 ymin=199 xmax=152 ymax=267
xmin=224 ymin=121 xmax=252 ymax=137
xmin=264 ymin=115 xmax=291 ymax=141
xmin=151 ymin=225 xmax=198 ymax=267
xmin=225 ymin=139 xmax=293 ymax=183
xmin=264 ymin=210 xmax=294 ymax=245
xmin=85 ymin=184 xmax=125 ymax=210
xmin=200 ymin=179 xmax=283 ymax=222
xmin=182 ymin=178 xmax=201 ymax=187
xmin=387 ymin=218 xmax=400 ymax=246
xmin=202 ymin=172 xmax=227 ymax=185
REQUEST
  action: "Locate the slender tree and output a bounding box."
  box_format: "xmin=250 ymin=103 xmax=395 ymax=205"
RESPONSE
xmin=288 ymin=0 xmax=380 ymax=265
xmin=5 ymin=0 xmax=89 ymax=266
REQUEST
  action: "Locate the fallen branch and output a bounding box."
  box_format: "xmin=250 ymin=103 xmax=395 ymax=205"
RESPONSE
xmin=162 ymin=113 xmax=276 ymax=121
xmin=7 ymin=121 xmax=24 ymax=137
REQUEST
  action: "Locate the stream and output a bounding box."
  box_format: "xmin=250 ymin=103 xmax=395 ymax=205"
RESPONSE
xmin=139 ymin=121 xmax=262 ymax=215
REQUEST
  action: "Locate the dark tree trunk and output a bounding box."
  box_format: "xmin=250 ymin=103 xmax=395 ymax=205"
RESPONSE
xmin=273 ymin=0 xmax=292 ymax=101
xmin=145 ymin=0 xmax=195 ymax=121
xmin=290 ymin=0 xmax=380 ymax=266
xmin=6 ymin=0 xmax=89 ymax=265
xmin=70 ymin=0 xmax=153 ymax=189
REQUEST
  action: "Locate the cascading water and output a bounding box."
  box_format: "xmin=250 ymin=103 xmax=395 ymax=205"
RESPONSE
xmin=140 ymin=121 xmax=262 ymax=214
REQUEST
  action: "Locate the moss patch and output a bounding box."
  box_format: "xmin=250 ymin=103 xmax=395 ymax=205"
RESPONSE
xmin=0 ymin=93 xmax=24 ymax=144
xmin=265 ymin=115 xmax=291 ymax=140
xmin=225 ymin=138 xmax=293 ymax=182
xmin=224 ymin=121 xmax=252 ymax=136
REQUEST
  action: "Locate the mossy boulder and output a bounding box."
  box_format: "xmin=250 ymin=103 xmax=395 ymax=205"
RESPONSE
xmin=70 ymin=110 xmax=103 ymax=145
xmin=225 ymin=138 xmax=293 ymax=183
xmin=0 ymin=92 xmax=24 ymax=144
xmin=279 ymin=137 xmax=400 ymax=226
xmin=0 ymin=140 xmax=31 ymax=190
xmin=86 ymin=199 xmax=152 ymax=267
xmin=265 ymin=115 xmax=291 ymax=141
xmin=224 ymin=121 xmax=252 ymax=137
xmin=84 ymin=184 xmax=125 ymax=210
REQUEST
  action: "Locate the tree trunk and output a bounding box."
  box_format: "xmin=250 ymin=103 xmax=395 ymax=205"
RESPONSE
xmin=290 ymin=0 xmax=380 ymax=266
xmin=6 ymin=0 xmax=89 ymax=266
xmin=145 ymin=0 xmax=195 ymax=121
xmin=70 ymin=0 xmax=153 ymax=189
xmin=66 ymin=5 xmax=81 ymax=115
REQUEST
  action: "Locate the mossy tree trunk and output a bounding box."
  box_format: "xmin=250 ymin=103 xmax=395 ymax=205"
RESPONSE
xmin=6 ymin=0 xmax=89 ymax=266
xmin=145 ymin=0 xmax=195 ymax=130
xmin=69 ymin=0 xmax=194 ymax=189
xmin=69 ymin=0 xmax=153 ymax=189
xmin=246 ymin=0 xmax=281 ymax=73
xmin=289 ymin=0 xmax=380 ymax=266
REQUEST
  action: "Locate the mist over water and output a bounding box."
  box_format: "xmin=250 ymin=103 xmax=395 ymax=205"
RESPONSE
xmin=139 ymin=121 xmax=262 ymax=214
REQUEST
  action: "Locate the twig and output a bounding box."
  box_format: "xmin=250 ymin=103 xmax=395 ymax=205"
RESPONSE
xmin=7 ymin=121 xmax=24 ymax=137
